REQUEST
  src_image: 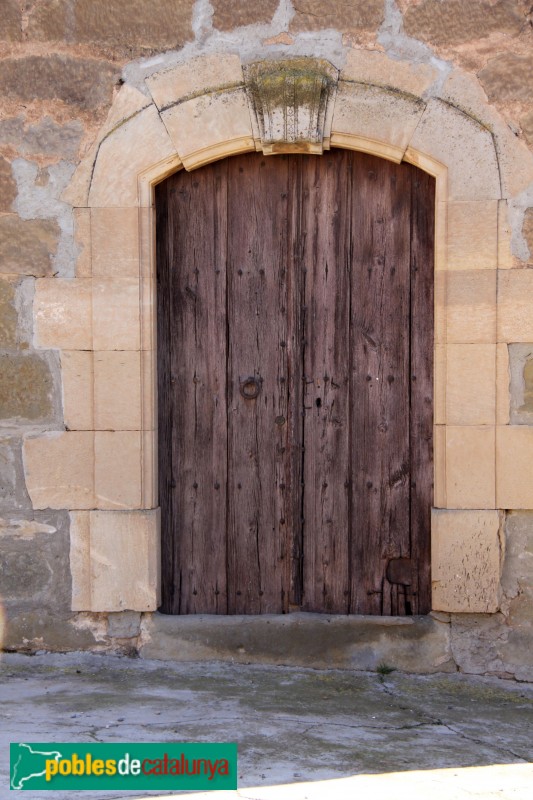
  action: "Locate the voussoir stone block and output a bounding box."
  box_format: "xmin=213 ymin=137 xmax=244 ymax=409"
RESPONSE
xmin=341 ymin=49 xmax=438 ymax=98
xmin=407 ymin=100 xmax=500 ymax=201
xmin=432 ymin=509 xmax=502 ymax=613
xmin=147 ymin=54 xmax=244 ymax=110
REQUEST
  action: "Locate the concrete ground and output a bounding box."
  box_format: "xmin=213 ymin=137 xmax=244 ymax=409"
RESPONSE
xmin=1 ymin=652 xmax=532 ymax=800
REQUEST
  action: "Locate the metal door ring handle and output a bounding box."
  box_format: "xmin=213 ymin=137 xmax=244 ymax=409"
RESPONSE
xmin=240 ymin=377 xmax=262 ymax=399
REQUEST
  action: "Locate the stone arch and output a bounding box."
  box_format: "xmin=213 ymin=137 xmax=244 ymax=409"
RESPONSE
xmin=24 ymin=50 xmax=524 ymax=616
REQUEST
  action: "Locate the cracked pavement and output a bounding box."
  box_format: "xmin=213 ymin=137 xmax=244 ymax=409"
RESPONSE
xmin=1 ymin=652 xmax=532 ymax=799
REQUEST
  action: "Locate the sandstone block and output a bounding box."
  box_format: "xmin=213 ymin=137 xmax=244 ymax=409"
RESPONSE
xmin=0 ymin=55 xmax=117 ymax=111
xmin=290 ymin=0 xmax=385 ymax=33
xmin=34 ymin=278 xmax=92 ymax=350
xmin=446 ymin=344 xmax=496 ymax=425
xmin=212 ymin=0 xmax=279 ymax=30
xmin=94 ymin=431 xmax=142 ymax=509
xmin=0 ymin=353 xmax=57 ymax=424
xmin=0 ymin=0 xmax=21 ymax=40
xmin=496 ymin=343 xmax=510 ymax=426
xmin=0 ymin=278 xmax=18 ymax=349
xmin=89 ymin=105 xmax=176 ymax=207
xmin=446 ymin=270 xmax=496 ymax=343
xmin=521 ymin=110 xmax=533 ymax=149
xmin=147 ymin=54 xmax=243 ymax=110
xmin=496 ymin=426 xmax=533 ymax=509
xmin=24 ymin=431 xmax=95 ymax=510
xmin=74 ymin=208 xmax=91 ymax=278
xmin=445 ymin=426 xmax=496 ymax=509
xmin=0 ymin=157 xmax=16 ymax=212
xmin=479 ymin=53 xmax=533 ymax=105
xmin=161 ymin=88 xmax=255 ymax=171
xmin=0 ymin=437 xmax=32 ymax=513
xmin=497 ymin=270 xmax=533 ymax=342
xmin=432 ymin=509 xmax=502 ymax=613
xmin=91 ymin=208 xmax=139 ymax=279
xmin=408 ymin=100 xmax=500 ymax=201
xmin=508 ymin=343 xmax=533 ymax=425
xmin=434 ymin=425 xmax=446 ymax=508
xmin=92 ymin=279 xmax=140 ymax=351
xmin=70 ymin=509 xmax=160 ymax=612
xmin=341 ymin=49 xmax=438 ymax=97
xmin=331 ymin=82 xmax=425 ymax=162
xmin=523 ymin=209 xmax=533 ymax=263
xmin=61 ymin=351 xmax=93 ymax=431
xmin=403 ymin=0 xmax=523 ymax=47
xmin=498 ymin=201 xmax=515 ymax=270
xmin=0 ymin=215 xmax=59 ymax=277
xmin=446 ymin=202 xmax=498 ymax=270
xmin=94 ymin=351 xmax=141 ymax=431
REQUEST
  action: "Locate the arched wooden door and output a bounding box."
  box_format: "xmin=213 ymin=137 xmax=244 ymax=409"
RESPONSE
xmin=156 ymin=150 xmax=434 ymax=616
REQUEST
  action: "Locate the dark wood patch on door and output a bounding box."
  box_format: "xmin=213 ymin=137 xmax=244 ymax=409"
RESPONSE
xmin=157 ymin=149 xmax=434 ymax=616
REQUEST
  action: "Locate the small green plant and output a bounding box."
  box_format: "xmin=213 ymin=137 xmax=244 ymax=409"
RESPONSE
xmin=376 ymin=662 xmax=396 ymax=680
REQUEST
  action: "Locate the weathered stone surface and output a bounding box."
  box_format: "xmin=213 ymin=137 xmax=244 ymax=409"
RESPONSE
xmin=291 ymin=0 xmax=385 ymax=33
xmin=0 ymin=437 xmax=31 ymax=513
xmin=25 ymin=0 xmax=68 ymax=41
xmin=107 ymin=611 xmax=141 ymax=639
xmin=0 ymin=0 xmax=21 ymax=41
xmin=509 ymin=343 xmax=533 ymax=424
xmin=0 ymin=55 xmax=117 ymax=110
xmin=450 ymin=613 xmax=509 ymax=676
xmin=0 ymin=278 xmax=18 ymax=349
xmin=0 ymin=215 xmax=59 ymax=277
xmin=147 ymin=54 xmax=243 ymax=110
xmin=0 ymin=157 xmax=16 ymax=212
xmin=403 ymin=0 xmax=524 ymax=46
xmin=0 ymin=353 xmax=58 ymax=423
xmin=0 ymin=511 xmax=70 ymax=612
xmin=523 ymin=208 xmax=533 ymax=261
xmin=212 ymin=0 xmax=279 ymax=30
xmin=521 ymin=110 xmax=533 ymax=149
xmin=341 ymin=49 xmax=438 ymax=97
xmin=478 ymin=53 xmax=533 ymax=104
xmin=0 ymin=116 xmax=83 ymax=160
xmin=140 ymin=613 xmax=454 ymax=672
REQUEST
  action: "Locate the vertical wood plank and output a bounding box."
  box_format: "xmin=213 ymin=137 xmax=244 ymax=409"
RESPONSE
xmin=300 ymin=152 xmax=352 ymax=613
xmin=226 ymin=154 xmax=292 ymax=614
xmin=409 ymin=166 xmax=435 ymax=615
xmin=164 ymin=163 xmax=229 ymax=613
xmin=350 ymin=154 xmax=412 ymax=615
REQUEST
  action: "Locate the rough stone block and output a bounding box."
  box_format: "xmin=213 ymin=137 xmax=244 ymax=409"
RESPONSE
xmin=0 ymin=215 xmax=59 ymax=277
xmin=445 ymin=426 xmax=496 ymax=509
xmin=212 ymin=0 xmax=279 ymax=30
xmin=0 ymin=352 xmax=58 ymax=424
xmin=61 ymin=351 xmax=93 ymax=431
xmin=432 ymin=509 xmax=502 ymax=613
xmin=0 ymin=115 xmax=83 ymax=161
xmin=446 ymin=270 xmax=496 ymax=343
xmin=0 ymin=0 xmax=21 ymax=40
xmin=91 ymin=208 xmax=139 ymax=279
xmin=161 ymin=88 xmax=255 ymax=171
xmin=0 ymin=278 xmax=18 ymax=349
xmin=71 ymin=509 xmax=160 ymax=612
xmin=147 ymin=54 xmax=244 ymax=110
xmin=94 ymin=431 xmax=142 ymax=509
xmin=446 ymin=344 xmax=496 ymax=425
xmin=497 ymin=270 xmax=533 ymax=342
xmin=0 ymin=55 xmax=117 ymax=110
xmin=290 ymin=0 xmax=385 ymax=33
xmin=89 ymin=105 xmax=176 ymax=207
xmin=496 ymin=426 xmax=533 ymax=509
xmin=408 ymin=100 xmax=500 ymax=201
xmin=24 ymin=431 xmax=95 ymax=510
xmin=403 ymin=0 xmax=523 ymax=46
xmin=447 ymin=202 xmax=498 ymax=270
xmin=94 ymin=351 xmax=141 ymax=431
xmin=331 ymin=82 xmax=425 ymax=161
xmin=450 ymin=612 xmax=508 ymax=676
xmin=508 ymin=343 xmax=533 ymax=425
xmin=340 ymin=49 xmax=437 ymax=98
xmin=479 ymin=53 xmax=533 ymax=105
xmin=92 ymin=279 xmax=140 ymax=351
xmin=107 ymin=611 xmax=141 ymax=638
xmin=0 ymin=157 xmax=16 ymax=212
xmin=34 ymin=278 xmax=92 ymax=350
xmin=0 ymin=437 xmax=32 ymax=512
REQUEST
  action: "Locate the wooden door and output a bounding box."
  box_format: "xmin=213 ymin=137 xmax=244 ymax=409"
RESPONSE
xmin=156 ymin=150 xmax=434 ymax=616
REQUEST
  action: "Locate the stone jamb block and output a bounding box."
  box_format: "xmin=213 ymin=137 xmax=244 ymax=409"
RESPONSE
xmin=94 ymin=351 xmax=142 ymax=431
xmin=497 ymin=426 xmax=533 ymax=510
xmin=434 ymin=343 xmax=446 ymax=425
xmin=70 ymin=509 xmax=160 ymax=612
xmin=434 ymin=424 xmax=446 ymax=508
xmin=90 ymin=207 xmax=140 ymax=279
xmin=161 ymin=88 xmax=255 ymax=171
xmin=446 ymin=343 xmax=496 ymax=425
xmin=92 ymin=278 xmax=140 ymax=351
xmin=446 ymin=270 xmax=497 ymax=344
xmin=61 ymin=350 xmax=94 ymax=431
xmin=446 ymin=201 xmax=498 ymax=271
xmin=432 ymin=509 xmax=502 ymax=613
xmin=445 ymin=426 xmax=496 ymax=509
xmin=24 ymin=431 xmax=95 ymax=510
xmin=94 ymin=431 xmax=142 ymax=510
xmin=496 ymin=343 xmax=511 ymax=426
xmin=34 ymin=278 xmax=93 ymax=351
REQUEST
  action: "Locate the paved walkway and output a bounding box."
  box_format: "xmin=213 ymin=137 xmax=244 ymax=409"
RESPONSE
xmin=1 ymin=652 xmax=532 ymax=799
